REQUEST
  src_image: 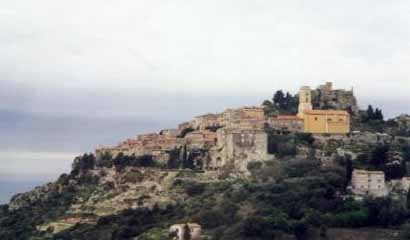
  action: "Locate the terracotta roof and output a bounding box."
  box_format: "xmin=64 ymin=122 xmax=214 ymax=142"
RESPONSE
xmin=272 ymin=115 xmax=303 ymax=120
xmin=303 ymin=110 xmax=349 ymax=115
xmin=353 ymin=169 xmax=384 ymax=175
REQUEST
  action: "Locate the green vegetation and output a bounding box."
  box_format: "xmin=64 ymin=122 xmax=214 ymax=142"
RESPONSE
xmin=178 ymin=127 xmax=195 ymax=138
xmin=113 ymin=153 xmax=155 ymax=170
xmin=262 ymin=90 xmax=299 ymax=116
xmin=166 ymin=146 xmax=204 ymax=170
xmin=205 ymin=125 xmax=223 ymax=132
xmin=265 ymin=127 xmax=314 ymax=158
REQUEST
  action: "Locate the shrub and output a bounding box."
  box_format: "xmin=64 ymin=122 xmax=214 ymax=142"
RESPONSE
xmin=295 ymin=133 xmax=315 ymax=145
xmin=178 ymin=127 xmax=195 ymax=138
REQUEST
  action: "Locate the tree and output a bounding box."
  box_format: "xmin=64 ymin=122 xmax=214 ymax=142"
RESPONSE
xmin=178 ymin=127 xmax=195 ymax=138
xmin=273 ymin=90 xmax=285 ymax=107
xmin=183 ymin=224 xmax=191 ymax=240
xmin=407 ymin=186 xmax=410 ymax=210
xmin=96 ymin=151 xmax=113 ymax=168
xmin=374 ymin=108 xmax=384 ymax=121
xmin=71 ymin=153 xmax=96 ymax=175
xmin=370 ymin=145 xmax=390 ymax=168
xmin=345 ymin=155 xmax=353 ymax=186
xmin=294 ymin=222 xmax=307 ymax=240
xmin=366 ymin=105 xmax=375 ymax=121
xmin=167 ymin=147 xmax=181 ymax=169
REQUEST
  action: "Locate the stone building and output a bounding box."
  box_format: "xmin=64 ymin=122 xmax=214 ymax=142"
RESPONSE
xmin=221 ymin=106 xmax=265 ymax=126
xmin=389 ymin=177 xmax=410 ymax=193
xmin=312 ymin=82 xmax=358 ymax=113
xmin=170 ymin=223 xmax=202 ymax=240
xmin=274 ymin=84 xmax=351 ymax=134
xmin=270 ymin=115 xmax=304 ymax=132
xmin=303 ymin=110 xmax=350 ymax=134
xmin=351 ymin=169 xmax=388 ymax=198
xmin=185 ymin=130 xmax=217 ymax=149
xmin=192 ymin=113 xmax=222 ymax=130
xmin=208 ymin=127 xmax=269 ymax=172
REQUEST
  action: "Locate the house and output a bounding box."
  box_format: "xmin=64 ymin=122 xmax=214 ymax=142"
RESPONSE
xmin=351 ymin=169 xmax=388 ymax=198
xmin=169 ymin=223 xmax=202 ymax=240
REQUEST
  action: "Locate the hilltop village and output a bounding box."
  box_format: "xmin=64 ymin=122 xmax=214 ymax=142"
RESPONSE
xmin=93 ymin=82 xmax=410 ymax=201
xmin=96 ymin=82 xmax=351 ymax=172
xmin=3 ymin=82 xmax=410 ymax=240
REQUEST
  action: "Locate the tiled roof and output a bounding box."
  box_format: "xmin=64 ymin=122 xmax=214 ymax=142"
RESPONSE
xmin=303 ymin=110 xmax=349 ymax=115
xmin=272 ymin=115 xmax=303 ymax=120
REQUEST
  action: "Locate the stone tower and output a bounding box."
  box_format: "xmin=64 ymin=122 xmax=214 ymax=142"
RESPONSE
xmin=297 ymin=86 xmax=312 ymax=118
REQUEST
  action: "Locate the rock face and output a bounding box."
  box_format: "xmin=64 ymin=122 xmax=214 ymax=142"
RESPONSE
xmin=311 ymin=82 xmax=358 ymax=113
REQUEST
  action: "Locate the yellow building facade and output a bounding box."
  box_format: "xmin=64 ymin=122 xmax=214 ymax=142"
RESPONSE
xmin=297 ymin=85 xmax=350 ymax=134
xmin=303 ymin=110 xmax=350 ymax=134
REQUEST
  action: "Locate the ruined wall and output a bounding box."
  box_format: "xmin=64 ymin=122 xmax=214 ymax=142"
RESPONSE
xmin=208 ymin=128 xmax=269 ymax=172
xmin=311 ymin=82 xmax=358 ymax=113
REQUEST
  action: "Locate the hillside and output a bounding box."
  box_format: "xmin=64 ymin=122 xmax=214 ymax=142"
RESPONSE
xmin=1 ymin=83 xmax=410 ymax=240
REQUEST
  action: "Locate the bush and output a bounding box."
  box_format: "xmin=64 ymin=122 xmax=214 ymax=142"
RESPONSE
xmin=71 ymin=153 xmax=96 ymax=175
xmin=295 ymin=133 xmax=315 ymax=145
xmin=185 ymin=182 xmax=205 ymax=196
xmin=178 ymin=127 xmax=195 ymax=138
xmin=113 ymin=153 xmax=155 ymax=170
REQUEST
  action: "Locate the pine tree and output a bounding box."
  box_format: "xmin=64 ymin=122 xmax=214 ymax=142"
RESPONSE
xmin=183 ymin=224 xmax=191 ymax=240
xmin=366 ymin=105 xmax=375 ymax=121
xmin=407 ymin=187 xmax=410 ymax=210
xmin=273 ymin=90 xmax=285 ymax=107
xmin=345 ymin=155 xmax=353 ymax=186
xmin=374 ymin=108 xmax=384 ymax=121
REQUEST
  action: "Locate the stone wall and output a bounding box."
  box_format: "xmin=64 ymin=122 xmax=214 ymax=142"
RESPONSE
xmin=269 ymin=116 xmax=304 ymax=132
xmin=208 ymin=128 xmax=269 ymax=173
xmin=311 ymin=82 xmax=358 ymax=114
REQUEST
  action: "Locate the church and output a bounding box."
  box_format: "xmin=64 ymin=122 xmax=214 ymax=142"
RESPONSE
xmin=272 ymin=84 xmax=351 ymax=134
xmin=297 ymin=85 xmax=350 ymax=134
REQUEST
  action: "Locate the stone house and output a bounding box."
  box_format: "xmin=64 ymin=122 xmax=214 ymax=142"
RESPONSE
xmin=169 ymin=223 xmax=202 ymax=240
xmin=389 ymin=177 xmax=410 ymax=193
xmin=192 ymin=113 xmax=222 ymax=130
xmin=185 ymin=131 xmax=217 ymax=149
xmin=208 ymin=127 xmax=269 ymax=172
xmin=270 ymin=116 xmax=304 ymax=132
xmin=351 ymin=169 xmax=388 ymax=198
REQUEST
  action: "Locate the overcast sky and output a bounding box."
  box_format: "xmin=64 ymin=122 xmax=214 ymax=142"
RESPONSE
xmin=1 ymin=0 xmax=410 ymax=201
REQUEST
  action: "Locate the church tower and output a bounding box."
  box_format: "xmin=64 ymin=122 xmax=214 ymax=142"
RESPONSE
xmin=297 ymin=86 xmax=312 ymax=118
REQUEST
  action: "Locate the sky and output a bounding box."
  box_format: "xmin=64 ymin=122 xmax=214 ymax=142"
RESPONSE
xmin=1 ymin=0 xmax=410 ymax=203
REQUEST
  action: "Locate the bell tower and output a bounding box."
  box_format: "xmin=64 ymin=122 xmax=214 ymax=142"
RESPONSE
xmin=297 ymin=86 xmax=312 ymax=118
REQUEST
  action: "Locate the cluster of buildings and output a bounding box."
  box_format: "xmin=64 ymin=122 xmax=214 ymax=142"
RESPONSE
xmin=96 ymin=105 xmax=269 ymax=171
xmin=95 ymin=83 xmax=352 ymax=170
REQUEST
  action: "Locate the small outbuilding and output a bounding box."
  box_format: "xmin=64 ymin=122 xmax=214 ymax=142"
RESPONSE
xmin=169 ymin=223 xmax=202 ymax=240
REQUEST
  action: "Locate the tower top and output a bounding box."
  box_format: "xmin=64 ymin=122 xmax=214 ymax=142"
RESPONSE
xmin=297 ymin=86 xmax=313 ymax=118
xmin=300 ymin=86 xmax=311 ymax=91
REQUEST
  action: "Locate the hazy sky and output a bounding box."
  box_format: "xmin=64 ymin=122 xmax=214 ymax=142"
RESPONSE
xmin=1 ymin=0 xmax=410 ymax=201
